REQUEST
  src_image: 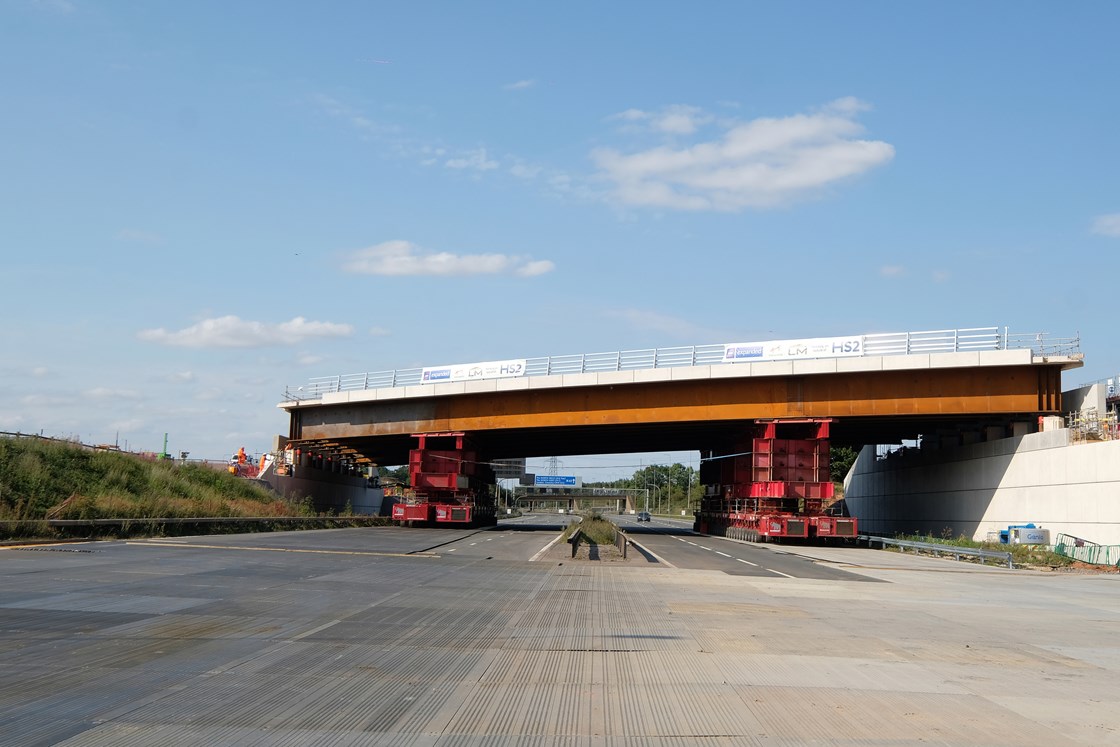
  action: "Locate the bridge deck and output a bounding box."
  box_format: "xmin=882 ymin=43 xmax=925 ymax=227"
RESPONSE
xmin=281 ymin=349 xmax=1080 ymax=465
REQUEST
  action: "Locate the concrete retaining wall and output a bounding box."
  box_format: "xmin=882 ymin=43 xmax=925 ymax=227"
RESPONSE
xmin=844 ymin=430 xmax=1120 ymax=545
xmin=260 ymin=467 xmax=385 ymax=516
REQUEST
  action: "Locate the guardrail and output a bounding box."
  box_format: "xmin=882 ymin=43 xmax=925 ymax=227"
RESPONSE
xmin=614 ymin=527 xmax=629 ymax=559
xmin=566 ymin=523 xmax=629 ymax=559
xmin=1 ymin=516 xmax=387 ymax=533
xmin=284 ymin=326 xmax=1080 ymax=401
xmin=568 ymin=527 xmax=583 ymax=559
xmin=859 ymin=534 xmax=1014 ymax=569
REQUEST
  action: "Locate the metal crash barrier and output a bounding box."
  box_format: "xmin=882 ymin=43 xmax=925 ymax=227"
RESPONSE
xmin=859 ymin=534 xmax=1014 ymax=569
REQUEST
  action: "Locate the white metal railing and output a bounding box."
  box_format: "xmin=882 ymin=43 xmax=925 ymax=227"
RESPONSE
xmin=283 ymin=326 xmax=1079 ymax=401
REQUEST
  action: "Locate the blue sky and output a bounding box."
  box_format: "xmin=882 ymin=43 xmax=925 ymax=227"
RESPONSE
xmin=2 ymin=1 xmax=1118 ymax=475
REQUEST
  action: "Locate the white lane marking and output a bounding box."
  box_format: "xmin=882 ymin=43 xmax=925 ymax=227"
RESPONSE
xmin=716 ymin=551 xmax=731 ymax=558
xmin=686 ymin=541 xmax=697 ymax=546
xmin=469 ymin=542 xmax=477 ymax=546
xmin=624 ymin=538 xmax=677 ymax=569
xmin=675 ymin=537 xmax=687 ymax=542
xmin=736 ymin=558 xmax=758 ymax=567
xmin=486 ymin=538 xmax=493 ymax=542
xmin=448 ymin=548 xmax=457 ymax=552
xmin=767 ymin=568 xmax=795 ymax=578
xmin=291 ymin=619 xmax=342 ymax=641
xmin=528 ymin=532 xmax=566 ymax=562
xmin=699 ymin=546 xmax=712 ymax=551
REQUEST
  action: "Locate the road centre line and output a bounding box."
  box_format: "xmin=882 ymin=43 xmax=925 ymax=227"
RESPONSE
xmin=736 ymin=558 xmax=758 ymax=566
xmin=716 ymin=551 xmax=731 ymax=557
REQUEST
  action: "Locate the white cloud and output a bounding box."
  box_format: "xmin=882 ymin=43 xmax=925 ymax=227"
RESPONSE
xmin=608 ymin=105 xmax=714 ymax=135
xmin=368 ymin=326 xmax=391 ymax=337
xmin=609 ymin=108 xmax=650 ymax=124
xmin=504 ymin=79 xmax=537 ymax=91
xmin=932 ymin=270 xmax=951 ymax=283
xmin=21 ymin=394 xmax=73 ymax=407
xmin=509 ymin=160 xmax=542 ymax=179
xmin=31 ymin=367 xmax=50 ymax=378
xmin=0 ymin=413 xmax=27 ymax=429
xmin=593 ymin=97 xmax=894 ymax=211
xmin=85 ymin=387 xmax=143 ymax=400
xmin=880 ymin=265 xmax=906 ymax=277
xmin=445 ymin=148 xmax=499 ymax=171
xmin=312 ymin=93 xmax=399 ymax=136
xmin=515 ymin=260 xmax=556 ymax=277
xmin=107 ymin=418 xmax=146 ymax=433
xmin=342 ymin=240 xmax=555 ymax=278
xmin=169 ymin=371 xmax=195 ymax=383
xmin=1092 ymin=213 xmax=1120 ymax=237
xmin=138 ymin=315 xmax=353 ymax=348
xmin=297 ymin=353 xmax=324 ymax=366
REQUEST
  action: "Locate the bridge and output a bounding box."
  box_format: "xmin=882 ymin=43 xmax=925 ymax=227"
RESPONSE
xmin=278 ymin=326 xmax=1083 ymax=468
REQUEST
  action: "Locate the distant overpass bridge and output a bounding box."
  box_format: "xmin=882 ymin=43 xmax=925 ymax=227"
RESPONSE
xmin=278 ymin=327 xmax=1083 ymax=468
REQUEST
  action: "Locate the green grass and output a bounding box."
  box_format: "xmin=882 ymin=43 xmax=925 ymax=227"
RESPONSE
xmin=0 ymin=437 xmax=313 ymax=534
xmin=562 ymin=512 xmax=619 ymax=545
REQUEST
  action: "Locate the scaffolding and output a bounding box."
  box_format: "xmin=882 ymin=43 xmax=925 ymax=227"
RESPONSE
xmin=1069 ymin=408 xmax=1120 ymax=444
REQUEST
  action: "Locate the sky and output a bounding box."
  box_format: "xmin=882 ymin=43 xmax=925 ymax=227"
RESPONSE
xmin=2 ymin=1 xmax=1118 ymax=478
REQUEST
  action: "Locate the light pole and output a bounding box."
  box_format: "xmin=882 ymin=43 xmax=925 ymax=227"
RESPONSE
xmin=657 ymin=454 xmax=674 ymax=515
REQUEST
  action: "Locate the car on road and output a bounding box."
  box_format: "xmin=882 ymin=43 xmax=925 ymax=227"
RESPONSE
xmin=637 ymin=511 xmax=651 ymax=522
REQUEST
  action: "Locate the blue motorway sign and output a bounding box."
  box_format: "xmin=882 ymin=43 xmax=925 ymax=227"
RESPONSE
xmin=534 ymin=475 xmax=578 ymax=486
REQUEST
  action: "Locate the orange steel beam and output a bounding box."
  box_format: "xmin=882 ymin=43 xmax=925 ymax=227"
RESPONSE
xmin=290 ymin=364 xmax=1063 ymax=442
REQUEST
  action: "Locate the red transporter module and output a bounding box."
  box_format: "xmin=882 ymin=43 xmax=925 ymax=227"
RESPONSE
xmin=391 ymin=432 xmax=496 ymax=527
xmin=695 ymin=419 xmax=857 ymax=542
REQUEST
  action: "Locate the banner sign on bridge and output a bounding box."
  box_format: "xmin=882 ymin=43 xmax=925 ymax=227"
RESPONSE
xmin=421 ymin=358 xmax=527 ymax=384
xmin=723 ymin=335 xmax=864 ymax=363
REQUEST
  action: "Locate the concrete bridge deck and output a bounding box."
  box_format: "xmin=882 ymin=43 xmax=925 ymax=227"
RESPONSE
xmin=280 ymin=336 xmax=1082 ymax=465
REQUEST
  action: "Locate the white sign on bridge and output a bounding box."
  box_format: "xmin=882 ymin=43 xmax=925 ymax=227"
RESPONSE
xmin=723 ymin=335 xmax=864 ymax=363
xmin=421 ymin=358 xmax=527 ymax=384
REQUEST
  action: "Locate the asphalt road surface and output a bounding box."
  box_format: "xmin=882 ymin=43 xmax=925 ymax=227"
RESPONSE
xmin=397 ymin=513 xmax=871 ymax=581
xmin=4 ymin=522 xmax=1118 ymax=745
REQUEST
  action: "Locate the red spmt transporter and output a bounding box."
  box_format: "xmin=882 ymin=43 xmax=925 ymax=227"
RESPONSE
xmin=390 ymin=432 xmax=496 ymax=527
xmin=694 ymin=419 xmax=857 ymax=542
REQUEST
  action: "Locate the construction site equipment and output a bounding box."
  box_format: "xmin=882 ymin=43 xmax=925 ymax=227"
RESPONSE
xmin=1069 ymin=408 xmax=1119 ymax=443
xmin=1053 ymin=533 xmax=1120 ymax=567
xmin=390 ymin=432 xmax=496 ymax=527
xmin=694 ymin=419 xmax=857 ymax=542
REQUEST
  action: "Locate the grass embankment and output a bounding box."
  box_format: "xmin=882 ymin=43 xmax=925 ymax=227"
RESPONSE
xmin=562 ymin=513 xmax=619 ymax=545
xmin=894 ymin=532 xmax=1075 ymax=568
xmin=0 ymin=437 xmax=317 ymax=539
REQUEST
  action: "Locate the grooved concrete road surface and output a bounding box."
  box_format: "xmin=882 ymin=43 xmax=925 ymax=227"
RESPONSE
xmin=2 ymin=517 xmax=1118 ymax=746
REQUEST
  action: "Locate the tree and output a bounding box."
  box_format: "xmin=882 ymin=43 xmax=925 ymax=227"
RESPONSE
xmin=378 ymin=465 xmax=410 ymax=485
xmin=829 ymin=446 xmax=859 ymax=483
